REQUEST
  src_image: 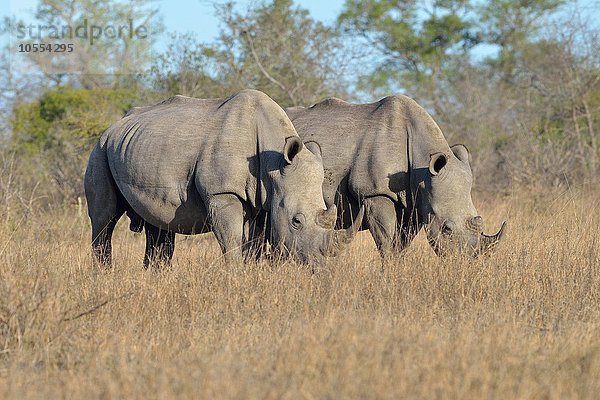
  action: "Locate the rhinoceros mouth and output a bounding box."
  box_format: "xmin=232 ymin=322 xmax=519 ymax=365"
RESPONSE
xmin=323 ymin=206 xmax=365 ymax=257
xmin=427 ymin=220 xmax=506 ymax=257
xmin=271 ymin=206 xmax=365 ymax=264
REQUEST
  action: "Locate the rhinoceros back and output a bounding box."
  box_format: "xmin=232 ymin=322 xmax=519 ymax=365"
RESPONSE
xmin=103 ymin=95 xmax=258 ymax=233
xmin=286 ymin=97 xmax=411 ymax=205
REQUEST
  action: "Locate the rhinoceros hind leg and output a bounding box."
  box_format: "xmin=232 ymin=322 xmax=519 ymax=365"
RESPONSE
xmin=143 ymin=223 xmax=176 ymax=269
xmin=91 ymin=216 xmax=122 ymax=268
xmin=208 ymin=193 xmax=244 ymax=263
xmin=85 ymin=144 xmax=125 ymax=268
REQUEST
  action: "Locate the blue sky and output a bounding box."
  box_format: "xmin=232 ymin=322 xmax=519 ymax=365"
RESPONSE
xmin=159 ymin=0 xmax=344 ymax=38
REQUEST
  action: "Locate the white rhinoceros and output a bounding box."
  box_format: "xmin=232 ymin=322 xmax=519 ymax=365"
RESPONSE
xmin=285 ymin=95 xmax=505 ymax=257
xmin=84 ymin=90 xmax=363 ymax=268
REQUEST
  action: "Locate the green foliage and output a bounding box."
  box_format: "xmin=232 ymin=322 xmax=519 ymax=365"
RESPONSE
xmin=478 ymin=0 xmax=565 ymax=44
xmin=3 ymin=0 xmax=600 ymax=193
xmin=149 ymin=33 xmax=233 ymax=99
xmin=339 ymin=0 xmax=476 ymax=110
xmin=202 ymin=0 xmax=351 ymax=107
xmin=8 ymin=86 xmax=141 ymax=204
xmin=476 ymin=0 xmax=566 ymax=79
xmin=11 ymin=86 xmax=138 ymax=153
xmin=148 ymin=0 xmax=351 ymax=107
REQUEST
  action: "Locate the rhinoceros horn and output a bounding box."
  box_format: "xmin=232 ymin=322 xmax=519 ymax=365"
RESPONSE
xmin=478 ymin=221 xmax=506 ymax=254
xmin=326 ymin=205 xmax=365 ymax=256
xmin=317 ymin=204 xmax=338 ymax=229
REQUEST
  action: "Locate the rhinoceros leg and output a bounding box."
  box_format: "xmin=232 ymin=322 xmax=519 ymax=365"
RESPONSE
xmin=364 ymin=196 xmax=398 ymax=259
xmin=85 ymin=143 xmax=125 ymax=268
xmin=242 ymin=210 xmax=269 ymax=261
xmin=91 ymin=215 xmax=123 ymax=267
xmin=207 ymin=193 xmax=245 ymax=263
xmin=396 ymin=206 xmax=420 ymax=252
xmin=143 ymin=223 xmax=176 ymax=269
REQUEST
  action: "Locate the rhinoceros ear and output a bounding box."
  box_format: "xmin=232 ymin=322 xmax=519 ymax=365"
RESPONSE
xmin=451 ymin=144 xmax=471 ymax=165
xmin=283 ymin=136 xmax=303 ymax=165
xmin=429 ymin=152 xmax=448 ymax=176
xmin=304 ymin=141 xmax=322 ymax=161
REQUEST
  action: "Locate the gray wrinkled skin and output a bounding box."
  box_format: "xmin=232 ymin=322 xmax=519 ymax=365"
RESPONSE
xmin=285 ymin=95 xmax=505 ymax=258
xmin=85 ymin=90 xmax=359 ymax=268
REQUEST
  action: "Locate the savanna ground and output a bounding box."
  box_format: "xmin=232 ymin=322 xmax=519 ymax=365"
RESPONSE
xmin=0 ymin=186 xmax=598 ymax=399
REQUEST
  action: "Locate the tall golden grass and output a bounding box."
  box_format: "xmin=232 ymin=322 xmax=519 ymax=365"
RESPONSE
xmin=0 ymin=187 xmax=598 ymax=399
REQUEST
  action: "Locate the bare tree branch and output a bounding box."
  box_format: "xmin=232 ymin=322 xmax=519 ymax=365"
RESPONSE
xmin=242 ymin=29 xmax=297 ymax=105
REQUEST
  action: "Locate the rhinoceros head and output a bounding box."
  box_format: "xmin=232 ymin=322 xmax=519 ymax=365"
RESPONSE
xmin=269 ymin=137 xmax=364 ymax=264
xmin=422 ymin=144 xmax=505 ymax=257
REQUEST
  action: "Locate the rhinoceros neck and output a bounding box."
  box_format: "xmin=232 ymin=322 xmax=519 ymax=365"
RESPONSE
xmin=286 ymin=95 xmax=451 ymax=192
xmin=405 ymin=99 xmax=452 ymax=171
xmin=403 ymin=98 xmax=452 ymax=226
xmin=255 ymin=100 xmax=300 ymax=210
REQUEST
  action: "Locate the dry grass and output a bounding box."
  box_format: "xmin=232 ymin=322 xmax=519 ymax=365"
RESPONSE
xmin=0 ymin=187 xmax=598 ymax=399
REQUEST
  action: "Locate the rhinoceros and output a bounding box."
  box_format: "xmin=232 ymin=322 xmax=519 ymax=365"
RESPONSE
xmin=284 ymin=95 xmax=505 ymax=258
xmin=84 ymin=90 xmax=364 ymax=268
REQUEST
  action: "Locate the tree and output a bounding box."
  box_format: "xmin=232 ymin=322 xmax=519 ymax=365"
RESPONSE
xmin=513 ymin=13 xmax=600 ymax=175
xmin=148 ymin=33 xmax=233 ymax=99
xmin=11 ymin=86 xmax=136 ymax=151
xmin=13 ymin=0 xmax=163 ymax=89
xmin=444 ymin=4 xmax=600 ymax=186
xmin=207 ymin=0 xmax=354 ymax=107
xmin=476 ymin=0 xmax=565 ymax=82
xmin=338 ymin=0 xmax=477 ymax=119
xmin=10 ymin=86 xmax=138 ymax=201
xmin=0 ymin=17 xmax=48 ymax=143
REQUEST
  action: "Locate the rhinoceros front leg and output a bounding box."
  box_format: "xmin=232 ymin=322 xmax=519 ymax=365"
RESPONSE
xmin=207 ymin=193 xmax=245 ymax=263
xmin=364 ymin=195 xmax=398 ymax=259
xmin=396 ymin=206 xmax=420 ymax=252
xmin=242 ymin=210 xmax=269 ymax=262
xmin=143 ymin=223 xmax=176 ymax=269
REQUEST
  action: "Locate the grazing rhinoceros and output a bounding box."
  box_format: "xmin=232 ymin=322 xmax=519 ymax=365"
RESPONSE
xmin=84 ymin=89 xmax=363 ymax=268
xmin=284 ymin=95 xmax=505 ymax=258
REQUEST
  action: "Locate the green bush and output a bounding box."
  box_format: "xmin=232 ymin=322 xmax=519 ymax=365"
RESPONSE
xmin=8 ymin=86 xmax=141 ymax=206
xmin=11 ymin=86 xmax=138 ymax=153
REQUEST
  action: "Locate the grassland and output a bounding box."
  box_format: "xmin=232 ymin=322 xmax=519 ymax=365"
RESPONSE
xmin=0 ymin=187 xmax=598 ymax=399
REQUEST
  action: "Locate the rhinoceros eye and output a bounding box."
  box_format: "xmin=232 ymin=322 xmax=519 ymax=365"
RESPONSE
xmin=441 ymin=222 xmax=453 ymax=236
xmin=291 ymin=213 xmax=306 ymax=230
